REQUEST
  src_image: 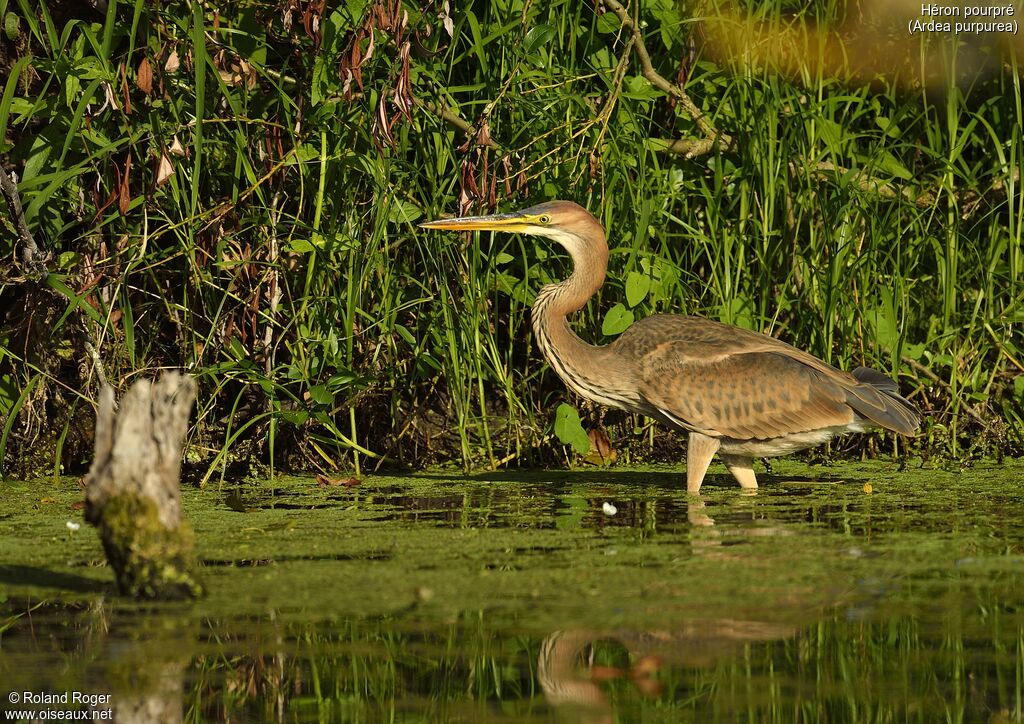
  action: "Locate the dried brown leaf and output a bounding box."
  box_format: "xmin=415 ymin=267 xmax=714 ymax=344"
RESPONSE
xmin=441 ymin=0 xmax=454 ymax=36
xmin=316 ymin=473 xmax=361 ymax=487
xmin=583 ymin=428 xmax=617 ymax=466
xmin=475 ymin=121 xmax=492 ymax=147
xmin=501 ymin=156 xmax=513 ymax=195
xmin=165 ymin=49 xmax=180 ymax=74
xmin=393 ymin=42 xmax=414 ymax=117
xmin=137 ymin=56 xmax=152 ymax=96
xmin=155 ymin=152 xmax=174 ymax=187
xmin=118 ymin=153 xmax=133 ymax=216
xmin=373 ymin=94 xmax=395 ymax=146
xmin=120 ymin=64 xmax=132 ymax=115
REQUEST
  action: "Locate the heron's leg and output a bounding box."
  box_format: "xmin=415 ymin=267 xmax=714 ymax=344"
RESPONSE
xmin=686 ymin=433 xmax=720 ymax=495
xmin=720 ymin=454 xmax=758 ymax=489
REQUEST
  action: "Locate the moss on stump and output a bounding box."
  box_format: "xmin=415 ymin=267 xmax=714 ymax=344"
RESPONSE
xmin=94 ymin=493 xmax=202 ymax=599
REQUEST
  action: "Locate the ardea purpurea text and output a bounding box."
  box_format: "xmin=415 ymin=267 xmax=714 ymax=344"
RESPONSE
xmin=421 ymin=201 xmax=920 ymax=493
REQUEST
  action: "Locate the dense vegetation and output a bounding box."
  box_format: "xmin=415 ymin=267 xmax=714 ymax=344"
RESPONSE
xmin=0 ymin=0 xmax=1021 ymax=479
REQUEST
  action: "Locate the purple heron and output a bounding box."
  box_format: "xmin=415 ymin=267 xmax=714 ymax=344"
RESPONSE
xmin=421 ymin=201 xmax=920 ymax=493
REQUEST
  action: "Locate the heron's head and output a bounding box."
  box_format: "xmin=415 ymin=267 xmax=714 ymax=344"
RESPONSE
xmin=419 ymin=200 xmax=606 ymax=261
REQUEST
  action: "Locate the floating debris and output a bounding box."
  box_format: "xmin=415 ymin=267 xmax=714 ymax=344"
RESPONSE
xmin=316 ymin=474 xmax=361 ymax=488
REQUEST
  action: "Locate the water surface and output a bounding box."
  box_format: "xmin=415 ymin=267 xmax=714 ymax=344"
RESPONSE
xmin=2 ymin=459 xmax=1023 ymax=722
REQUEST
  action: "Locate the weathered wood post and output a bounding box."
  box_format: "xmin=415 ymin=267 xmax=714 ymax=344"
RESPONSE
xmin=84 ymin=373 xmax=202 ymax=598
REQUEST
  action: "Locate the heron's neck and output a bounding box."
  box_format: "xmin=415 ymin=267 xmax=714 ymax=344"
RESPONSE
xmin=531 ymin=240 xmax=606 ymax=359
xmin=531 ymin=237 xmax=638 ymax=408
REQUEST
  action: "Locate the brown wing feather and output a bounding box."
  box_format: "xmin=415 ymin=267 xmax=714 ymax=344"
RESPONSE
xmin=613 ymin=315 xmax=919 ymax=440
xmin=636 ymin=350 xmax=855 ymax=439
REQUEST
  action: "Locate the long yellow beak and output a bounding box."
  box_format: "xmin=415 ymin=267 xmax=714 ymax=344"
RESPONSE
xmin=419 ymin=211 xmax=534 ymax=232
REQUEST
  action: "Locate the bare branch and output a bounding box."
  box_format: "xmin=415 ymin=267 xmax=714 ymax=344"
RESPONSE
xmin=600 ymin=0 xmax=732 ymax=158
xmin=604 ymin=2 xmax=985 ymax=210
xmin=804 ymin=160 xmax=936 ymax=207
xmin=416 ymin=97 xmax=500 ymax=149
xmin=1 ymin=168 xmax=49 ymax=280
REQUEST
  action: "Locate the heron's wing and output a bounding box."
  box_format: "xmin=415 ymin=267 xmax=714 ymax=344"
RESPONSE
xmin=614 ymin=315 xmax=919 ymax=438
xmin=635 ymin=348 xmax=855 ymax=439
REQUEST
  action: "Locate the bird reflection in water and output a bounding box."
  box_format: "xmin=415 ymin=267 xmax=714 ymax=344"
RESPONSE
xmin=537 ymin=620 xmax=798 ymax=722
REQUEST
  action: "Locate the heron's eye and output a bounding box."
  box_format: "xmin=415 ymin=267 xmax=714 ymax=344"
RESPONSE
xmin=538 ymin=214 xmax=551 ymax=224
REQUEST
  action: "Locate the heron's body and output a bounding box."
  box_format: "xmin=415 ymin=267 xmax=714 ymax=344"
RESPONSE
xmin=422 ymin=200 xmax=920 ymax=493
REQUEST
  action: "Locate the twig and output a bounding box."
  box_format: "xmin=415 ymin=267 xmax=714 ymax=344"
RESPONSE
xmin=647 ymin=137 xmax=730 ymax=157
xmin=984 ymin=322 xmax=1024 ymax=374
xmin=84 ymin=340 xmax=110 ymax=389
xmin=802 ymin=160 xmax=936 ymax=207
xmin=263 ymin=190 xmax=284 ymax=379
xmin=902 ymin=356 xmax=941 ymax=384
xmin=1 ymin=168 xmax=49 ymax=280
xmin=605 ymin=2 xmax=984 ymax=210
xmin=600 ymin=0 xmax=732 ymax=158
xmin=416 ymin=97 xmax=500 ymax=149
xmin=960 ymin=166 xmax=1021 ymax=219
xmin=902 ymin=355 xmax=992 ymax=430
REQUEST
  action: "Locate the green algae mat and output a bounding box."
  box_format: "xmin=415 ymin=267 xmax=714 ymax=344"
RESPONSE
xmin=2 ymin=459 xmax=1024 ymax=722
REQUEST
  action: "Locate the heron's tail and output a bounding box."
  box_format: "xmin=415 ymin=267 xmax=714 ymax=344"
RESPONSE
xmin=845 ymin=366 xmax=921 ymax=435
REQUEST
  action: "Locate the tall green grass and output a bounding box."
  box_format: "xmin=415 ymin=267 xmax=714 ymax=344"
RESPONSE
xmin=0 ymin=0 xmax=1020 ymax=477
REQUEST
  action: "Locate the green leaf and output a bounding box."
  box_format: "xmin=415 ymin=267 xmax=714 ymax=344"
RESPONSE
xmin=875 ymin=115 xmax=900 ymax=138
xmin=625 ymin=271 xmax=651 ymax=307
xmin=4 ymin=12 xmax=19 ymax=41
xmin=817 ymin=118 xmax=843 ymax=156
xmin=865 ymin=306 xmax=898 ymax=351
xmin=601 ymin=303 xmax=633 ymax=336
xmin=596 ymin=11 xmax=620 ymax=34
xmin=494 ymin=252 xmax=514 ymax=264
xmin=228 ymin=337 xmax=247 ymax=360
xmin=308 ymin=385 xmax=334 ymax=406
xmin=280 ymin=409 xmax=310 ymax=426
xmin=0 ymin=373 xmax=19 ymax=417
xmin=395 ymin=324 xmax=416 ymax=345
xmin=22 ymin=133 xmax=52 ymax=182
xmin=875 ymin=150 xmax=913 ymax=181
xmin=524 ymin=23 xmax=555 ymax=56
xmin=345 ymin=0 xmax=370 ymax=21
xmin=312 ymin=51 xmax=327 ymax=106
xmin=389 ymin=199 xmax=422 ymax=224
xmin=904 ymin=342 xmax=926 ymax=361
xmin=554 ymin=403 xmax=590 ymax=454
xmin=588 ymin=47 xmax=614 ymax=71
xmin=234 ymin=7 xmax=268 ymax=66
xmin=719 ymin=296 xmax=754 ymax=330
xmin=46 ymin=275 xmax=103 ymax=326
xmin=465 ymin=11 xmax=488 ymax=75
xmin=287 ymin=238 xmax=316 ymax=253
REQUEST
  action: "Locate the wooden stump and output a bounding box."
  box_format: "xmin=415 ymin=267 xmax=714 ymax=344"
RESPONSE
xmin=84 ymin=373 xmax=202 ymax=598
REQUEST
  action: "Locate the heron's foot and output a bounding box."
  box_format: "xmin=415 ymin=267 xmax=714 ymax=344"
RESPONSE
xmin=686 ymin=433 xmax=721 ymax=495
xmin=721 ymin=454 xmax=758 ymax=490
